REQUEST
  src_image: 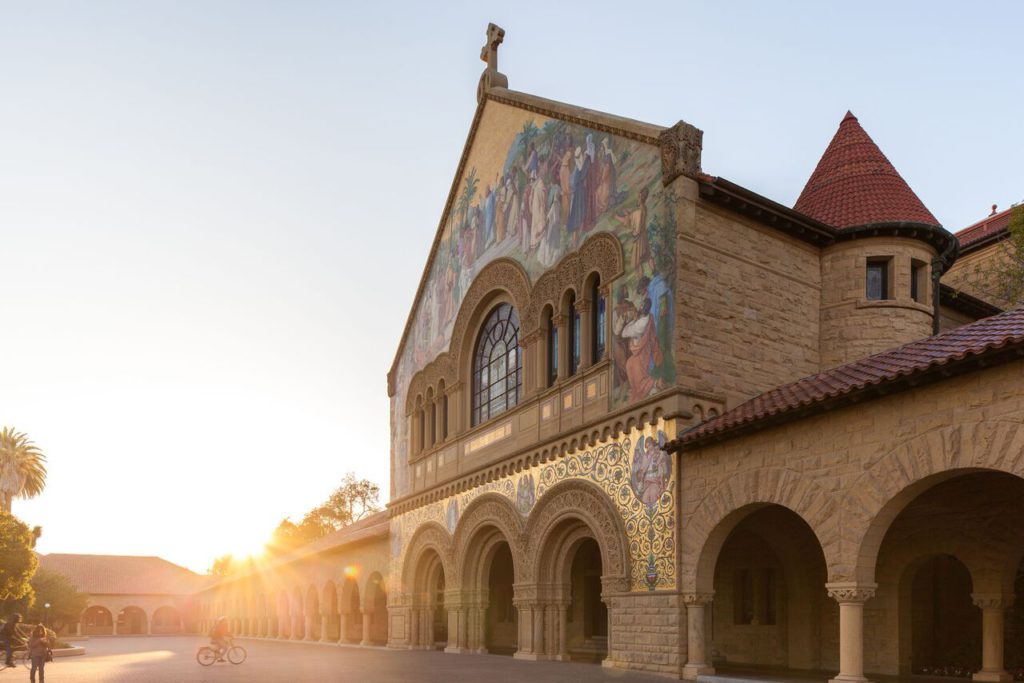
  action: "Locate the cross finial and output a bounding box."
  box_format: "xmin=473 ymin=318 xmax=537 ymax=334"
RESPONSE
xmin=480 ymin=23 xmax=505 ymax=69
xmin=476 ymin=23 xmax=508 ymax=103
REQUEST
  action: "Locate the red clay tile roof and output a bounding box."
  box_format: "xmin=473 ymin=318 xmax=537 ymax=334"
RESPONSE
xmin=794 ymin=111 xmax=940 ymax=229
xmin=674 ymin=307 xmax=1024 ymax=448
xmin=37 ymin=554 xmax=212 ymax=595
xmin=956 ymin=206 xmax=1014 ymax=250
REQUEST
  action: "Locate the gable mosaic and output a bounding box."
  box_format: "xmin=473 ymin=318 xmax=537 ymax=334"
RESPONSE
xmin=391 ymin=101 xmax=676 ymax=494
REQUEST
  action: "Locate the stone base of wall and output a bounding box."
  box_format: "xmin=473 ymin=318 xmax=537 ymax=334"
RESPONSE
xmin=607 ymin=591 xmax=684 ymax=677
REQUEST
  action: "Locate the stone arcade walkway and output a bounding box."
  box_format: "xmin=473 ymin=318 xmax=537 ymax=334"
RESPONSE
xmin=41 ymin=636 xmax=673 ymax=682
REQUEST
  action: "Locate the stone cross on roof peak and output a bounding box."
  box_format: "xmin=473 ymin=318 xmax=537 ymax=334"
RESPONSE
xmin=477 ymin=22 xmax=508 ymax=103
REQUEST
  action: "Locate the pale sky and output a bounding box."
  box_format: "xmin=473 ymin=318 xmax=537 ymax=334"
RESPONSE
xmin=2 ymin=1 xmax=1021 ymax=573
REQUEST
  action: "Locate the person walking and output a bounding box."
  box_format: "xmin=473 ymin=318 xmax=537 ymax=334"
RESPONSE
xmin=27 ymin=624 xmax=52 ymax=683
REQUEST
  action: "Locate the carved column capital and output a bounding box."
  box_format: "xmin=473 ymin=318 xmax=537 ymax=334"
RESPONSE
xmin=826 ymin=582 xmax=877 ymax=603
xmin=574 ymin=300 xmax=590 ymax=314
xmin=551 ymin=314 xmax=567 ymax=327
xmin=682 ymin=592 xmax=715 ymax=606
xmin=659 ymin=119 xmax=704 ymax=186
xmin=972 ymin=593 xmax=1007 ymax=610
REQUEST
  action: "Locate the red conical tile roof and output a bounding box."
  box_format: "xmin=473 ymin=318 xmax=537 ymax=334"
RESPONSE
xmin=794 ymin=111 xmax=940 ymax=229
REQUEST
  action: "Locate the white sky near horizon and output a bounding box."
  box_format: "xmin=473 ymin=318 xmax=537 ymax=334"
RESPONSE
xmin=1 ymin=1 xmax=1021 ymax=574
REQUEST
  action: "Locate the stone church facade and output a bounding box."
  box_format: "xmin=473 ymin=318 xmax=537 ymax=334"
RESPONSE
xmin=194 ymin=25 xmax=1024 ymax=682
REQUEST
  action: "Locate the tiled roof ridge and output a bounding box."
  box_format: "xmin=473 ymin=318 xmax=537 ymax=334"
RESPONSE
xmin=956 ymin=205 xmax=1016 ymax=250
xmin=674 ymin=307 xmax=1024 ymax=448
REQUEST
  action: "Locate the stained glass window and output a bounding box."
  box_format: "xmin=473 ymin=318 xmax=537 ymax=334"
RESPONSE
xmin=472 ymin=303 xmax=522 ymax=426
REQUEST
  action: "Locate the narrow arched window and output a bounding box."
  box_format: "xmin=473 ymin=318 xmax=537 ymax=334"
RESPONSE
xmin=569 ymin=293 xmax=580 ymax=376
xmin=545 ymin=307 xmax=558 ymax=387
xmin=472 ymin=303 xmax=522 ymax=426
xmin=591 ymin=276 xmax=606 ymax=363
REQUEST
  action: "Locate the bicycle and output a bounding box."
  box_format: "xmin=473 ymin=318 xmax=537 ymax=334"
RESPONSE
xmin=1 ymin=646 xmax=31 ymax=672
xmin=196 ymin=638 xmax=246 ymax=666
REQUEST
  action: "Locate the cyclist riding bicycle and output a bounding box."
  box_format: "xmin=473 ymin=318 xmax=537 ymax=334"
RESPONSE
xmin=1 ymin=613 xmax=23 ymax=668
xmin=209 ymin=617 xmax=233 ymax=662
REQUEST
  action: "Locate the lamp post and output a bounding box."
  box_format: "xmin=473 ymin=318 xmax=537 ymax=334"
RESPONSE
xmin=44 ymin=603 xmax=51 ymax=629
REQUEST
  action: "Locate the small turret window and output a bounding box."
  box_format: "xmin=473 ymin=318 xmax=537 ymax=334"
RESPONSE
xmin=866 ymin=257 xmax=892 ymax=301
xmin=911 ymin=259 xmax=927 ymax=304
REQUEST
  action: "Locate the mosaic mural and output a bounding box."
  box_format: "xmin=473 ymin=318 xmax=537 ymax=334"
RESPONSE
xmin=390 ymin=102 xmax=676 ymax=496
xmin=391 ymin=420 xmax=677 ymax=592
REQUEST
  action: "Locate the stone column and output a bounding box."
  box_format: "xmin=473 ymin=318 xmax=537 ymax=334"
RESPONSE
xmin=304 ymin=614 xmax=316 ymax=641
xmin=557 ymin=601 xmax=569 ymax=661
xmin=292 ymin=614 xmax=303 ymax=640
xmin=360 ymin=612 xmax=372 ymax=646
xmin=972 ymin=594 xmax=1011 ymax=682
xmin=826 ymin=583 xmax=877 ymax=683
xmin=552 ymin=315 xmax=568 ymax=381
xmin=320 ymin=614 xmax=331 ymax=643
xmin=682 ymin=593 xmax=715 ymax=679
xmin=575 ymin=299 xmax=592 ymax=369
xmin=338 ymin=612 xmax=349 ymax=644
xmin=407 ymin=609 xmax=419 ymax=650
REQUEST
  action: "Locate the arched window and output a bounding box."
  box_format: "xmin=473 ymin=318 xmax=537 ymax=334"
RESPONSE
xmin=568 ymin=292 xmax=580 ymax=376
xmin=472 ymin=303 xmax=522 ymax=426
xmin=590 ymin=276 xmax=606 ymax=363
xmin=545 ymin=306 xmax=558 ymax=387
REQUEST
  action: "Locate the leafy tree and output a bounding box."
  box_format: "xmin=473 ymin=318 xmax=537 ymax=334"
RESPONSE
xmin=209 ymin=554 xmax=235 ymax=577
xmin=266 ymin=473 xmax=381 ymax=554
xmin=0 ymin=427 xmax=47 ymax=513
xmin=958 ymin=205 xmax=1024 ymax=309
xmin=2 ymin=568 xmax=88 ymax=632
xmin=0 ymin=513 xmax=38 ymax=602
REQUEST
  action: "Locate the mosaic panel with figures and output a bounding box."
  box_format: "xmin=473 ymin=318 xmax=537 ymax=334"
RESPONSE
xmin=391 ymin=419 xmax=676 ymax=592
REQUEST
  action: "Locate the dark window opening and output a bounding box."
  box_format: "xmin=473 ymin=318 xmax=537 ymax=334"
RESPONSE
xmin=591 ymin=277 xmax=606 ymax=363
xmin=546 ymin=310 xmax=558 ymax=387
xmin=866 ymin=258 xmax=891 ymax=300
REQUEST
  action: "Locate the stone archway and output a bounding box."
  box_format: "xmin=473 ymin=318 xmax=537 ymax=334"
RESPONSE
xmin=522 ymin=480 xmax=630 ymax=664
xmin=340 ymin=576 xmax=362 ymax=644
xmin=151 ymin=606 xmax=182 ymax=635
xmin=276 ymin=590 xmax=291 ymax=639
xmin=321 ymin=580 xmax=339 ymax=642
xmin=398 ymin=522 xmax=454 ymax=650
xmin=452 ymin=494 xmax=525 ymax=654
xmin=117 ymin=606 xmax=147 ymax=635
xmin=363 ymin=572 xmax=388 ymax=645
xmin=304 ymin=584 xmax=320 ymax=641
xmin=863 ymin=470 xmax=1024 ymax=679
xmin=290 ymin=587 xmax=305 ymax=640
xmin=81 ymin=606 xmax=114 ymax=636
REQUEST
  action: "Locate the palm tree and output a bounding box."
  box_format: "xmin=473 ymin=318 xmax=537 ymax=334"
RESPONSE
xmin=0 ymin=427 xmax=47 ymax=513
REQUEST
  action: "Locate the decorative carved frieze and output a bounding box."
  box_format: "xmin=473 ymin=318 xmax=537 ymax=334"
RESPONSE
xmin=825 ymin=582 xmax=877 ymax=603
xmin=972 ymin=593 xmax=1006 ymax=610
xmin=682 ymin=592 xmax=715 ymax=606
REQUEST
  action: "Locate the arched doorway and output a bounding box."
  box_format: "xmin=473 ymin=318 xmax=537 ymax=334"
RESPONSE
xmin=410 ymin=549 xmax=447 ymax=650
xmin=485 ymin=542 xmax=517 ymax=655
xmin=81 ymin=606 xmax=113 ymax=636
xmin=305 ymin=585 xmax=321 ymax=641
xmin=277 ymin=590 xmax=291 ymax=639
xmin=151 ymin=606 xmax=182 ymax=634
xmin=869 ymin=471 xmax=1024 ymax=678
xmin=567 ymin=538 xmax=607 ymax=661
xmin=903 ymin=555 xmax=980 ymax=676
xmin=340 ymin=576 xmax=362 ymax=644
xmin=322 ymin=581 xmax=339 ymax=642
xmin=708 ymin=505 xmax=829 ymax=671
xmin=117 ymin=606 xmax=147 ymax=635
xmin=291 ymin=587 xmax=305 ymax=640
xmin=364 ymin=572 xmax=388 ymax=645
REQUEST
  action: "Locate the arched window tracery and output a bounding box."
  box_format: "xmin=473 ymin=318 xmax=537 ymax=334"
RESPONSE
xmin=471 ymin=303 xmax=522 ymax=426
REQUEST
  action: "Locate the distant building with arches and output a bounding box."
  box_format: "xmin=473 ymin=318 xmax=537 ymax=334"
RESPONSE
xmin=190 ymin=23 xmax=1024 ymax=683
xmin=38 ymin=554 xmax=209 ymax=636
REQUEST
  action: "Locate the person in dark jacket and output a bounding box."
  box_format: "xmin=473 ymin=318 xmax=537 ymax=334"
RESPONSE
xmin=27 ymin=624 xmax=52 ymax=683
xmin=1 ymin=613 xmax=23 ymax=667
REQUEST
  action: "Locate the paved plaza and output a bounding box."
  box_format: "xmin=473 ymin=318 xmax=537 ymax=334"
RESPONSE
xmin=33 ymin=636 xmax=677 ymax=682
